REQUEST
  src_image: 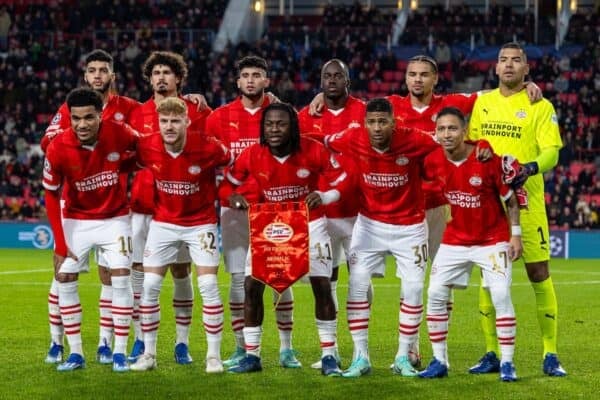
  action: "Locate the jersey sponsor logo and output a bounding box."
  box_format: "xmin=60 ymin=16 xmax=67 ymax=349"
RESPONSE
xmin=114 ymin=112 xmax=124 ymax=121
xmin=263 ymin=222 xmax=294 ymax=243
xmin=348 ymin=121 xmax=361 ymax=129
xmin=296 ymin=168 xmax=310 ymax=178
xmin=469 ymin=175 xmax=482 ymax=186
xmin=515 ymin=110 xmax=527 ymax=119
xmin=363 ymin=172 xmax=408 ymax=187
xmin=312 ymin=124 xmax=322 ymax=131
xmin=75 ymin=171 xmax=119 ymax=192
xmin=51 ymin=113 xmax=61 ymax=125
xmin=396 ymin=156 xmax=409 ymax=166
xmin=229 ymin=121 xmax=239 ymax=130
xmin=156 ymin=180 xmax=200 ymax=195
xmin=188 ymin=165 xmax=201 ymax=175
xmin=107 ymin=152 xmax=120 ymax=162
xmin=445 ymin=190 xmax=481 ymax=208
xmin=264 ymin=185 xmax=310 ymax=202
xmin=480 ymin=122 xmax=522 ymax=139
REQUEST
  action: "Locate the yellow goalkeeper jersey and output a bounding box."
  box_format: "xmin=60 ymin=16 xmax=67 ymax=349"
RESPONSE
xmin=468 ymin=89 xmax=562 ymax=211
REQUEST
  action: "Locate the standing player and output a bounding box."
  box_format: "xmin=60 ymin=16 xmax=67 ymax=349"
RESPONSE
xmin=206 ymin=56 xmax=298 ymax=369
xmin=468 ymin=42 xmax=566 ymax=377
xmin=127 ymin=51 xmax=212 ymax=364
xmin=129 ymin=97 xmax=232 ymax=373
xmin=298 ymin=58 xmax=366 ymax=369
xmin=42 ymin=50 xmax=139 ymax=366
xmin=225 ymin=103 xmax=345 ymax=376
xmin=324 ymin=98 xmax=441 ymax=378
xmin=310 ymin=54 xmax=540 ymax=366
xmin=419 ymin=107 xmax=521 ymax=382
xmin=43 ymin=88 xmax=136 ymax=372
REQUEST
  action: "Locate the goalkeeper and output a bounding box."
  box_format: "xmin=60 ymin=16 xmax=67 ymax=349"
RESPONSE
xmin=467 ymin=42 xmax=566 ymax=377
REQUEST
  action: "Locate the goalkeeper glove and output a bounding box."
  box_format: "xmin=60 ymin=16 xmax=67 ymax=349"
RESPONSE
xmin=511 ymin=161 xmax=538 ymax=188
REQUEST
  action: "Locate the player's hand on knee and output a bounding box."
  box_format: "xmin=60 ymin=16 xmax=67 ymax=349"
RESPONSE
xmin=53 ymin=249 xmax=78 ymax=275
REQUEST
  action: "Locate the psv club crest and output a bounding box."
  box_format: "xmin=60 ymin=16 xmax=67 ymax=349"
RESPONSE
xmin=263 ymin=221 xmax=294 ymax=243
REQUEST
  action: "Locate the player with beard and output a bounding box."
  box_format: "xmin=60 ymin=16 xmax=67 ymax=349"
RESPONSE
xmin=298 ymin=59 xmax=368 ymax=369
xmin=127 ymin=51 xmax=212 ymax=365
xmin=308 ymin=55 xmax=541 ymax=368
xmin=42 ymin=50 xmax=139 ymax=367
xmin=206 ymin=56 xmax=300 ymax=369
xmin=468 ymin=42 xmax=565 ymax=377
xmin=226 ymin=103 xmax=346 ymax=376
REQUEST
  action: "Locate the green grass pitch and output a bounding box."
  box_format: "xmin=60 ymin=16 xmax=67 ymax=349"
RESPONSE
xmin=0 ymin=249 xmax=598 ymax=399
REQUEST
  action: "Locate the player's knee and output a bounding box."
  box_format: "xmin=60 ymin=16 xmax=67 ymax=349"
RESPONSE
xmin=401 ymin=280 xmax=424 ymax=306
xmin=525 ymin=261 xmax=550 ymax=282
xmin=56 ymin=272 xmax=78 ymax=283
xmin=309 ymin=276 xmax=331 ymax=299
xmin=489 ymin=286 xmax=514 ymax=315
xmin=143 ymin=273 xmax=164 ymax=303
xmin=229 ymin=272 xmax=245 ymax=295
xmin=111 ymin=275 xmax=131 ymax=290
xmin=427 ymin=284 xmax=450 ymax=314
xmin=245 ymin=277 xmax=265 ymax=303
xmin=275 ymin=286 xmax=293 ymax=302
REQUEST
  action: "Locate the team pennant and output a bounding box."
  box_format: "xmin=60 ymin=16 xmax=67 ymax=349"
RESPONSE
xmin=249 ymin=202 xmax=310 ymax=294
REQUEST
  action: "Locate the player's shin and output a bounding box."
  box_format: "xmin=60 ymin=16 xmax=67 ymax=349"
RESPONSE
xmin=58 ymin=280 xmax=83 ymax=356
xmin=111 ymin=275 xmax=133 ymax=355
xmin=197 ymin=273 xmax=223 ymax=359
xmin=173 ymin=275 xmax=194 ymax=346
xmin=426 ymin=284 xmax=450 ymax=364
xmin=346 ymin=272 xmax=371 ymax=360
xmin=140 ymin=272 xmax=164 ymax=355
xmin=274 ymin=287 xmax=294 ymax=351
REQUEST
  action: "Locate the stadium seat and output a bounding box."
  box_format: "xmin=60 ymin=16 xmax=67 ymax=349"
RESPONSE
xmin=393 ymin=71 xmax=404 ymax=81
xmin=569 ymin=161 xmax=584 ymax=179
xmin=368 ymin=81 xmax=380 ymax=92
xmin=383 ymin=71 xmax=395 ymax=82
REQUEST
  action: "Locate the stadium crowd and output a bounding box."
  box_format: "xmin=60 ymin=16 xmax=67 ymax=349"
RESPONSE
xmin=0 ymin=2 xmax=598 ymax=226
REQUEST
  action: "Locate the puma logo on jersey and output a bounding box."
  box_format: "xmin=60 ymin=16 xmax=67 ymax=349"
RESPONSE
xmin=483 ymin=108 xmax=489 ymax=115
xmin=229 ymin=121 xmax=239 ymax=130
xmin=312 ymin=124 xmax=322 ymax=131
xmin=479 ymin=311 xmax=491 ymax=317
xmin=545 ymin=313 xmax=556 ymax=320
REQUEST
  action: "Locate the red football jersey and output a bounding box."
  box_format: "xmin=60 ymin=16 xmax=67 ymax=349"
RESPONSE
xmin=430 ymin=143 xmax=512 ymax=246
xmin=128 ymin=96 xmax=212 ymax=214
xmin=206 ymin=96 xmax=271 ymax=204
xmin=128 ymin=96 xmax=211 ymax=134
xmin=326 ymin=126 xmax=441 ymax=225
xmin=298 ymin=95 xmax=365 ymax=219
xmin=226 ymin=137 xmax=346 ymax=221
xmin=136 ymin=132 xmax=232 ymax=226
xmin=387 ymin=93 xmax=478 ymax=209
xmin=129 ymin=168 xmax=155 ymax=215
xmin=42 ymin=120 xmax=138 ymax=219
xmin=41 ymin=93 xmax=139 ymax=152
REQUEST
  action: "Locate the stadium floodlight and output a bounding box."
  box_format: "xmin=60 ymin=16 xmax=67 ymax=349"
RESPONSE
xmin=254 ymin=0 xmax=262 ymax=13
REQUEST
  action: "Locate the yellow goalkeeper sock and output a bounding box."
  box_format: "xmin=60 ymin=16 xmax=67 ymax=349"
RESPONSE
xmin=478 ymin=285 xmax=499 ymax=355
xmin=532 ymin=277 xmax=558 ymax=356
